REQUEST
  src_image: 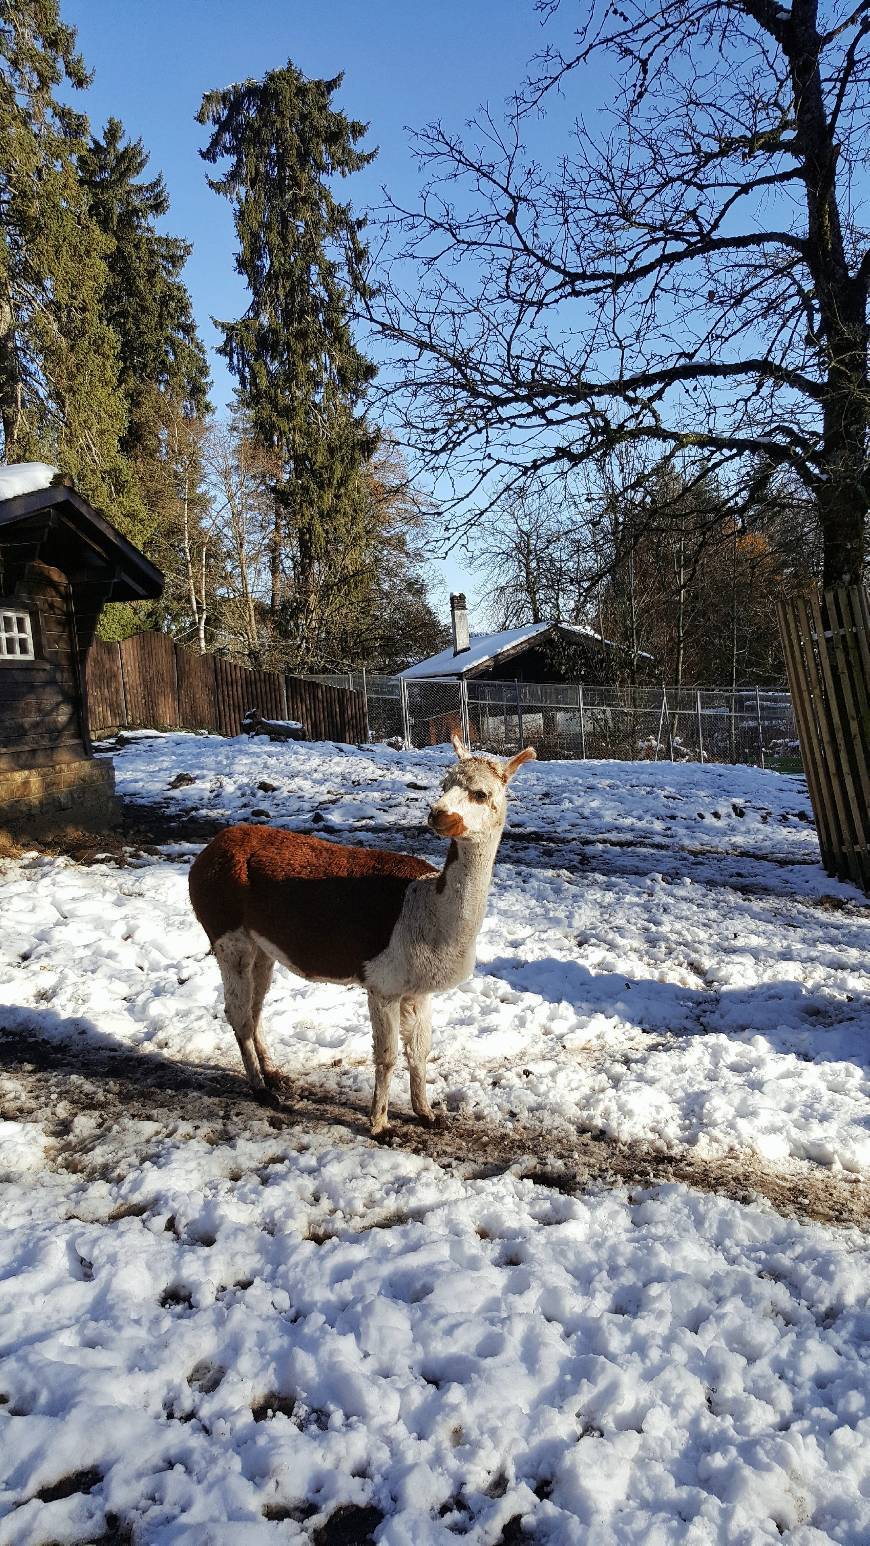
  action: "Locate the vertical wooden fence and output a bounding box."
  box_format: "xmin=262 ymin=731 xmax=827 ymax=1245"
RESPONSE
xmin=86 ymin=634 xmax=367 ymax=746
xmin=777 ymin=586 xmax=870 ymax=893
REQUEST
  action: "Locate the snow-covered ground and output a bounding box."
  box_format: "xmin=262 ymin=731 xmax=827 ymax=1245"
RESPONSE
xmin=5 ymin=735 xmax=867 ymax=1171
xmin=1 ymin=733 xmax=868 ymax=1544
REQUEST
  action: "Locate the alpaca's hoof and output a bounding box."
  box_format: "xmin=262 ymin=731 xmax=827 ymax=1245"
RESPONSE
xmin=370 ymin=1117 xmax=391 ymax=1140
xmin=254 ymin=1085 xmax=284 ymax=1111
xmin=263 ymin=1068 xmax=292 ymax=1099
xmin=415 ymin=1104 xmax=445 ymax=1130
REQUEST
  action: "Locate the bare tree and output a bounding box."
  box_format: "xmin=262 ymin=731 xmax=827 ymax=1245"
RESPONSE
xmin=204 ymin=422 xmax=276 ymax=665
xmin=473 ymin=488 xmax=587 ymax=626
xmin=373 ymin=0 xmax=869 ymax=586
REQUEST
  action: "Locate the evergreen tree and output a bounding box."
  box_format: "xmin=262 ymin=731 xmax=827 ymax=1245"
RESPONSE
xmin=78 ymin=116 xmax=214 ymax=638
xmin=197 ymin=61 xmax=379 ymax=669
xmin=79 ymin=117 xmax=210 ymax=454
xmin=0 ymin=1 xmax=138 ymax=529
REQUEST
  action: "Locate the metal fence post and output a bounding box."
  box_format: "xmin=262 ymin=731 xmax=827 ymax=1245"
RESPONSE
xmin=459 ymin=677 xmax=471 ymax=747
xmin=578 ymin=684 xmax=586 ymax=759
xmin=400 ymin=677 xmax=412 ymax=747
xmin=696 ymin=690 xmax=705 ymax=763
xmin=515 ymin=680 xmax=524 ymax=752
xmin=664 ymin=689 xmax=675 ymax=760
xmin=755 ymin=686 xmax=765 ymax=768
xmin=654 ymin=687 xmax=666 ymax=761
xmin=361 ymin=666 xmax=371 ymax=742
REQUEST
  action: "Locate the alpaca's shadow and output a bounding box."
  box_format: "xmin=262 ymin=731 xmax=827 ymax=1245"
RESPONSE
xmin=0 ymin=1005 xmax=373 ymax=1134
xmin=482 ymin=955 xmax=870 ymax=1075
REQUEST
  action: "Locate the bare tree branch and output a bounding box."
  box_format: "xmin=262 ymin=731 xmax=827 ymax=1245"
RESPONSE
xmin=370 ymin=0 xmax=869 ymax=584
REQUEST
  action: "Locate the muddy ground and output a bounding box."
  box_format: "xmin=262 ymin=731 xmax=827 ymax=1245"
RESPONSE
xmin=1 ymin=1026 xmax=867 ymax=1231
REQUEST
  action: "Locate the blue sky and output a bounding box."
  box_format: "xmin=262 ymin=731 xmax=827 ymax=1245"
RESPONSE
xmin=63 ymin=0 xmax=579 ymax=622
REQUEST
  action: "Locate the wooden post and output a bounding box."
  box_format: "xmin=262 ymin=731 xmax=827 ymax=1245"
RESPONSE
xmin=778 ymin=598 xmax=840 ymax=874
xmin=824 ymin=589 xmax=870 ymax=820
xmin=515 ymin=680 xmax=524 ymax=752
xmin=400 ymin=677 xmax=411 ymax=747
xmin=579 ymin=685 xmax=587 ymax=760
xmin=118 ymin=636 xmax=130 ymax=729
xmin=755 ymin=686 xmax=765 ymax=768
xmin=801 ymin=593 xmax=859 ymax=882
xmin=777 ymin=587 xmax=870 ymax=892
xmin=696 ymin=690 xmax=704 ymax=763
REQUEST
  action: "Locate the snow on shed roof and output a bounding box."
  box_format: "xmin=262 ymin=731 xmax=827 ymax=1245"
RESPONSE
xmin=0 ymin=462 xmax=60 ymax=501
xmin=401 ymin=620 xmax=606 ymax=679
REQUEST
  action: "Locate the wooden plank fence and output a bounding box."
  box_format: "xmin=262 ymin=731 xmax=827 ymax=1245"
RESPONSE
xmin=777 ymin=586 xmax=870 ymax=893
xmin=86 ymin=633 xmax=367 ymax=746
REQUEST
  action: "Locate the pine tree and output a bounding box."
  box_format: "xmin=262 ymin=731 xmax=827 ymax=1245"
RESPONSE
xmin=0 ymin=1 xmax=138 ymax=529
xmin=78 ymin=117 xmax=214 ymax=639
xmin=79 ymin=117 xmax=210 ymax=454
xmin=197 ymin=61 xmax=379 ymax=669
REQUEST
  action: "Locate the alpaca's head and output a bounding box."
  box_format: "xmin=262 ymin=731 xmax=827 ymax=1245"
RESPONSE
xmin=427 ymin=734 xmax=536 ymax=840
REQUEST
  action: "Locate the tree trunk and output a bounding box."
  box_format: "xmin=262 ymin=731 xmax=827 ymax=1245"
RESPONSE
xmin=674 ymin=528 xmax=686 ymax=690
xmin=817 ymin=326 xmax=868 ymax=586
xmin=181 ymin=472 xmax=206 ymax=653
xmin=788 ymin=3 xmax=868 ymax=585
xmin=270 ymin=496 xmax=284 ymax=614
xmin=197 ymin=542 xmax=208 ymax=654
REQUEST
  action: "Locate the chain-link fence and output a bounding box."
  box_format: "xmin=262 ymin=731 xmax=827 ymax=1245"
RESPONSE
xmin=311 ymin=673 xmax=800 ymax=770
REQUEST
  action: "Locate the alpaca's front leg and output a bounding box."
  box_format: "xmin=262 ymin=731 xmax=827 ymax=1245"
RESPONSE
xmin=401 ymin=994 xmax=437 ymax=1125
xmin=368 ymin=993 xmax=400 ymax=1135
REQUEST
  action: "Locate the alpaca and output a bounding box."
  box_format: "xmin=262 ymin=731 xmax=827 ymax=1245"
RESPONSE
xmin=188 ymin=735 xmax=536 ymax=1133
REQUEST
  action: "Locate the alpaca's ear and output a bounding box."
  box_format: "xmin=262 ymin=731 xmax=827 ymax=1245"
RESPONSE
xmin=503 ymin=746 xmax=536 ymax=780
xmin=451 ymin=732 xmax=469 ymax=760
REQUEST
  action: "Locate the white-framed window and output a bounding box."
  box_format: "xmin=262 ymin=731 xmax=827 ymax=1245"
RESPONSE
xmin=0 ymin=609 xmax=35 ymax=659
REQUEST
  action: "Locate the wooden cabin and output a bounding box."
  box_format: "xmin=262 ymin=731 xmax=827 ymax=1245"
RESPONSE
xmin=0 ymin=467 xmax=163 ymax=834
xmin=402 ymin=594 xmax=656 ymax=685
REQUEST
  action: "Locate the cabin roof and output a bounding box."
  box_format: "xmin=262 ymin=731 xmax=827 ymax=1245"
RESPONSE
xmin=400 ymin=620 xmax=642 ymax=680
xmin=0 ymin=483 xmax=163 ymax=602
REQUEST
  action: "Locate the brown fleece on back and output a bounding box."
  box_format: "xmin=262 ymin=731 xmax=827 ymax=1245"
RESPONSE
xmin=189 ymin=824 xmax=437 ymax=983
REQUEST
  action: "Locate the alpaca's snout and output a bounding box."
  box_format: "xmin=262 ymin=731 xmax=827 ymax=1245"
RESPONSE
xmin=428 ymin=806 xmax=466 ymax=838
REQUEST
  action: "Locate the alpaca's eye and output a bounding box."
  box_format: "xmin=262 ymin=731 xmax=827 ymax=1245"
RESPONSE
xmin=471 ymin=789 xmax=487 ymax=803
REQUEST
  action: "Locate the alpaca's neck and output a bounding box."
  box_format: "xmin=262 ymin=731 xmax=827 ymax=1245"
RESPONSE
xmin=432 ymin=826 xmax=503 ymax=940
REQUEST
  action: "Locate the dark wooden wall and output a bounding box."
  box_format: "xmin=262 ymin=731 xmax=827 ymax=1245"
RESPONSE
xmin=485 ymin=638 xmax=652 ymax=685
xmin=0 ymin=561 xmax=88 ymax=772
xmin=86 ymin=633 xmax=367 ymax=745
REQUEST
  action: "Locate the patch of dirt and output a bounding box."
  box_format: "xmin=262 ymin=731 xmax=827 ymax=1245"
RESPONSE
xmin=263 ymin=1500 xmax=317 ymax=1522
xmin=0 ymin=806 xmax=224 ymax=868
xmin=251 ymin=1392 xmax=297 ymax=1423
xmin=1 ymin=1029 xmax=867 ymax=1230
xmin=312 ymin=1504 xmax=385 ymax=1546
xmin=30 ymin=1467 xmax=102 ymax=1504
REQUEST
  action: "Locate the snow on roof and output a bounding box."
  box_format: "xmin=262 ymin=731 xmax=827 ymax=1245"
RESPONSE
xmin=0 ymin=462 xmax=60 ymax=501
xmin=401 ymin=620 xmax=605 ymax=679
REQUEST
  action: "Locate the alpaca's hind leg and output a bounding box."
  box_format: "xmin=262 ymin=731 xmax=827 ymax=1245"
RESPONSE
xmin=250 ymin=946 xmax=282 ymax=1088
xmin=368 ymin=993 xmax=400 ymax=1136
xmin=213 ymin=929 xmax=265 ymax=1094
xmin=401 ymin=994 xmax=436 ymax=1124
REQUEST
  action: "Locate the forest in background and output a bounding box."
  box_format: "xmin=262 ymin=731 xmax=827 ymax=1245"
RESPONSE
xmin=0 ymin=3 xmax=446 ymax=674
xmin=1 ymin=0 xmax=866 ymax=686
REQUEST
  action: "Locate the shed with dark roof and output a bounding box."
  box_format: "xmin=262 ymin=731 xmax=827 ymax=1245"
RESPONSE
xmin=0 ymin=468 xmax=162 ymax=832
